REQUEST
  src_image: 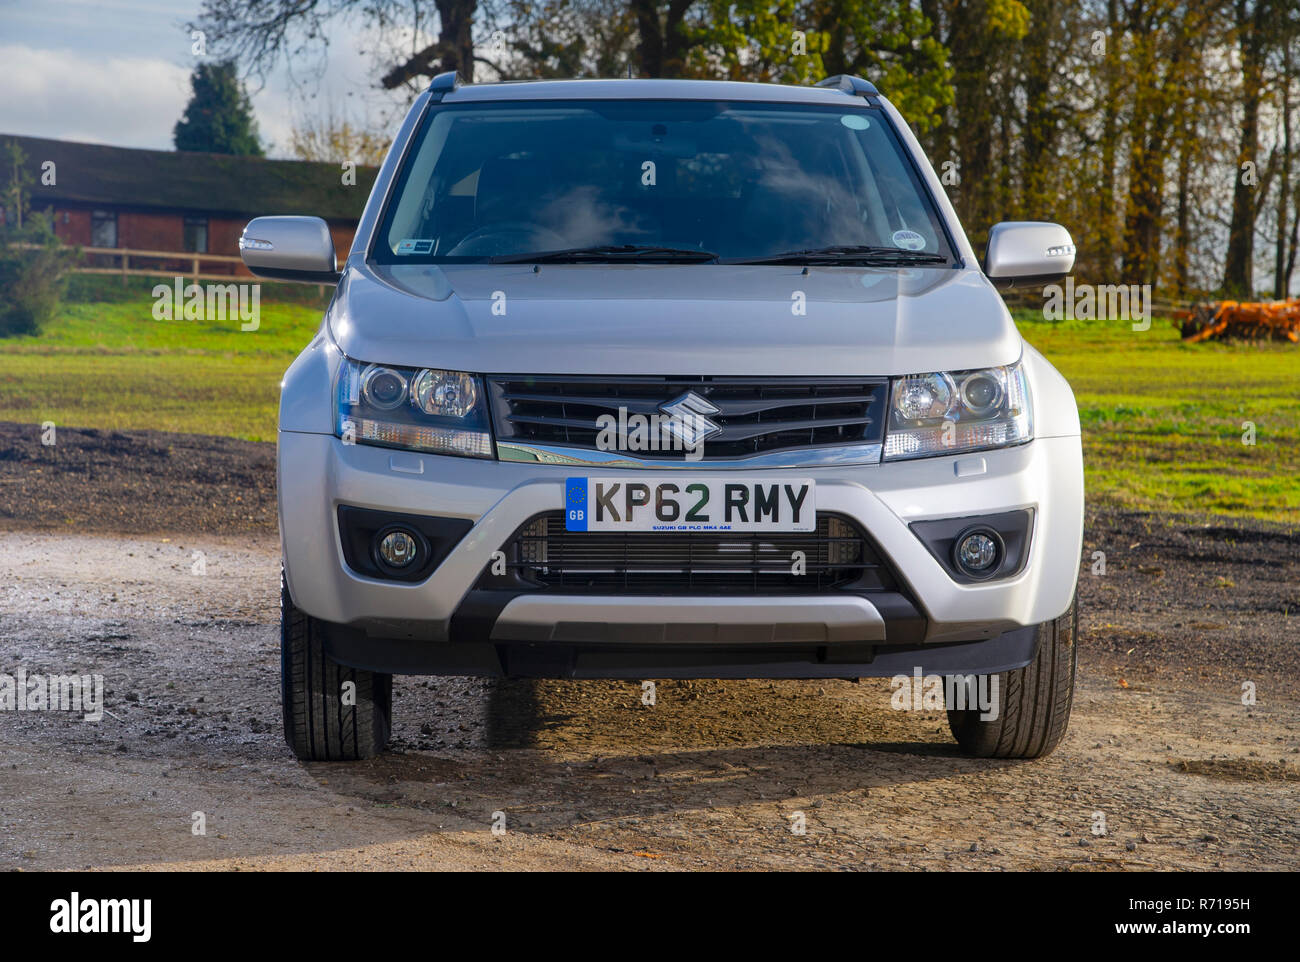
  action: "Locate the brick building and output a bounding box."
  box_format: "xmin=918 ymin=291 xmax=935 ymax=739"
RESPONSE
xmin=2 ymin=134 xmax=379 ymax=276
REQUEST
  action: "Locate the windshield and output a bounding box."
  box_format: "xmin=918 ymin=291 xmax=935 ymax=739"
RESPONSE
xmin=373 ymin=99 xmax=954 ymax=264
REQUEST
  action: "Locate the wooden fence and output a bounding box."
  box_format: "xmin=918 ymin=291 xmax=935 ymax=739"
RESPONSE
xmin=16 ymin=242 xmax=329 ymax=292
xmin=72 ymin=245 xmax=250 ymax=283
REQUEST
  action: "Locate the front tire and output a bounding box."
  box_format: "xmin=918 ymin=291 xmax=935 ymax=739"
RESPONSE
xmin=946 ymin=596 xmax=1077 ymax=759
xmin=281 ymin=573 xmax=392 ymax=760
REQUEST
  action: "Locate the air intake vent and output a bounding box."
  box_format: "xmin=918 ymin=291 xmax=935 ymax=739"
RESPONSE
xmin=498 ymin=511 xmax=895 ymax=593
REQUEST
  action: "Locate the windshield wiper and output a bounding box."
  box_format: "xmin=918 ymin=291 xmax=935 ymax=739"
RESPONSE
xmin=492 ymin=245 xmax=719 ymax=264
xmin=724 ymin=245 xmax=948 ymax=265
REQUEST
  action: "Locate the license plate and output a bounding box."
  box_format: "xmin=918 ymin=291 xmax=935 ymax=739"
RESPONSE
xmin=564 ymin=477 xmax=816 ymax=532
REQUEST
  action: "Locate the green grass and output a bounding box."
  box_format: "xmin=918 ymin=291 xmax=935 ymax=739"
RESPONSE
xmin=1 ymin=279 xmax=1295 ymax=521
xmin=1012 ymin=310 xmax=1299 ymax=523
xmin=0 ymin=276 xmax=326 ymax=441
xmin=0 ymin=353 xmax=294 ymax=441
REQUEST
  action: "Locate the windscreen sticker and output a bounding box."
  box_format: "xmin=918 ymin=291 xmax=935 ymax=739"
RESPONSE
xmin=840 ymin=114 xmax=871 ymax=130
xmin=395 ymin=239 xmax=435 ymax=255
xmin=891 ymin=229 xmax=927 ymax=251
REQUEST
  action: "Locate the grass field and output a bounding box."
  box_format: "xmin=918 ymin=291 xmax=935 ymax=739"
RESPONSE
xmin=0 ymin=277 xmax=325 ymax=441
xmin=1 ymin=278 xmax=1295 ymax=521
xmin=1011 ymin=310 xmax=1298 ymax=522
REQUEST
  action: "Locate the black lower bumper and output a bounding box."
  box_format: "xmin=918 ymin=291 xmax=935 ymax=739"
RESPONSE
xmin=318 ymin=587 xmax=1040 ymax=680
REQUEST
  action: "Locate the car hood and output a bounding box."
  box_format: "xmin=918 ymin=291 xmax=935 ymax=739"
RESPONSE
xmin=326 ymin=261 xmax=1022 ymax=376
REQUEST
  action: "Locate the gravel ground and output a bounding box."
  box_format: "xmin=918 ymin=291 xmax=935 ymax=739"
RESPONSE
xmin=0 ymin=424 xmax=1296 ymax=871
xmin=0 ymin=422 xmax=275 ymax=536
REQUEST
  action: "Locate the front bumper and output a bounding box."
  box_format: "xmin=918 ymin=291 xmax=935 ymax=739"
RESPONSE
xmin=278 ymin=432 xmax=1083 ymax=678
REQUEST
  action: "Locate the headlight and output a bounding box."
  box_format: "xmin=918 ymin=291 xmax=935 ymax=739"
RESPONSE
xmin=337 ymin=359 xmax=492 ymax=458
xmin=883 ymin=361 xmax=1032 ymax=460
xmin=360 ymin=366 xmax=408 ymax=410
xmin=412 ymin=368 xmax=478 ymax=418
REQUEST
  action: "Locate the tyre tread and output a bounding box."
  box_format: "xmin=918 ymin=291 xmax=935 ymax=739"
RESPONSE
xmin=281 ymin=573 xmax=391 ymax=761
xmin=947 ymin=595 xmax=1077 ymax=759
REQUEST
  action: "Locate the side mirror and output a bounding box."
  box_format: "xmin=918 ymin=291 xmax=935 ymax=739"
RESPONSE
xmin=239 ymin=215 xmax=340 ymax=284
xmin=983 ymin=221 xmax=1075 ymax=289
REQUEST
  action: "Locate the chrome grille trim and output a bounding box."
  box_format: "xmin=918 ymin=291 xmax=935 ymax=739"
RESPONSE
xmin=488 ymin=375 xmax=889 ymax=463
xmin=496 ymin=439 xmax=882 ymax=468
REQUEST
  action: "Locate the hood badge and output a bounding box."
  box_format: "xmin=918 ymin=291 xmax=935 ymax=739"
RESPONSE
xmin=659 ymin=391 xmax=724 ymax=447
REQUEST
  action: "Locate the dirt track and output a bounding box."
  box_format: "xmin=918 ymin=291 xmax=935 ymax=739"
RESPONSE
xmin=0 ymin=424 xmax=1296 ymax=871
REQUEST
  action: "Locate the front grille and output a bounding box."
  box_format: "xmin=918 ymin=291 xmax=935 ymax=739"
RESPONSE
xmin=488 ymin=375 xmax=887 ymax=460
xmin=502 ymin=511 xmax=895 ymax=592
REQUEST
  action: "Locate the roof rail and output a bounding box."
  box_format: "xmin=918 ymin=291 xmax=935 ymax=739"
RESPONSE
xmin=815 ymin=75 xmax=880 ymax=99
xmin=428 ymin=70 xmax=460 ymax=100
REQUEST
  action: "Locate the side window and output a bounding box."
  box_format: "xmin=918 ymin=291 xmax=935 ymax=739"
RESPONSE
xmin=90 ymin=210 xmax=117 ymax=248
xmin=183 ymin=216 xmax=209 ymax=253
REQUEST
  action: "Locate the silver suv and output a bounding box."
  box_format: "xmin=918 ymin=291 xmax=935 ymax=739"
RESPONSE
xmin=241 ymin=73 xmax=1084 ymax=762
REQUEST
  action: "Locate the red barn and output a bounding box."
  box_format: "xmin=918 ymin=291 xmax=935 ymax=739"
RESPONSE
xmin=1 ymin=134 xmax=379 ymax=278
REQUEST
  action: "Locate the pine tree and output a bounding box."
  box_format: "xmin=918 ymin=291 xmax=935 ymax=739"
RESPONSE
xmin=173 ymin=60 xmax=264 ymax=156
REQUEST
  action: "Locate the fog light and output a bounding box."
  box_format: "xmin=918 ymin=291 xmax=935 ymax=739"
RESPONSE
xmin=954 ymin=529 xmax=1001 ymax=577
xmin=377 ymin=529 xmax=419 ymax=568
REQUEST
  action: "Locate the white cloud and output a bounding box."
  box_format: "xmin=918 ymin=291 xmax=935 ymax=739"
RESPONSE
xmin=0 ymin=44 xmax=192 ymax=149
xmin=0 ymin=33 xmax=416 ymax=158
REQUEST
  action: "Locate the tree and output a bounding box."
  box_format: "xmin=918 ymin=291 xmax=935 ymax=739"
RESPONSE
xmin=192 ymin=0 xmax=481 ymax=91
xmin=487 ymin=0 xmax=639 ymax=79
xmin=173 ymin=60 xmax=265 ymax=156
xmin=289 ymin=108 xmax=392 ymax=167
xmin=1116 ymin=0 xmax=1206 ymax=287
xmin=808 ymin=0 xmax=951 ymax=132
xmin=918 ymin=0 xmax=1030 ymax=244
xmin=0 ymin=139 xmax=78 ymax=337
xmin=494 ymin=1 xmax=949 ymax=129
xmin=2 ymin=137 xmax=35 ymax=230
xmin=1271 ymin=39 xmax=1294 ymax=298
xmin=381 ymin=0 xmax=479 ymax=86
xmin=1221 ymin=0 xmax=1294 ymax=297
xmin=628 ymin=0 xmax=695 ymax=77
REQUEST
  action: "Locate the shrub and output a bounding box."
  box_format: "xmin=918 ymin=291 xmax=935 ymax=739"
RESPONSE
xmin=0 ymin=212 xmax=79 ymax=337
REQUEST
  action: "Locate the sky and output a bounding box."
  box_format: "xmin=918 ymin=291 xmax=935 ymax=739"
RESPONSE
xmin=0 ymin=0 xmax=418 ymax=157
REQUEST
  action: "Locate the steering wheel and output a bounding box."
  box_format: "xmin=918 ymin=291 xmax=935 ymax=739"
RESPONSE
xmin=447 ymin=222 xmax=568 ymax=257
